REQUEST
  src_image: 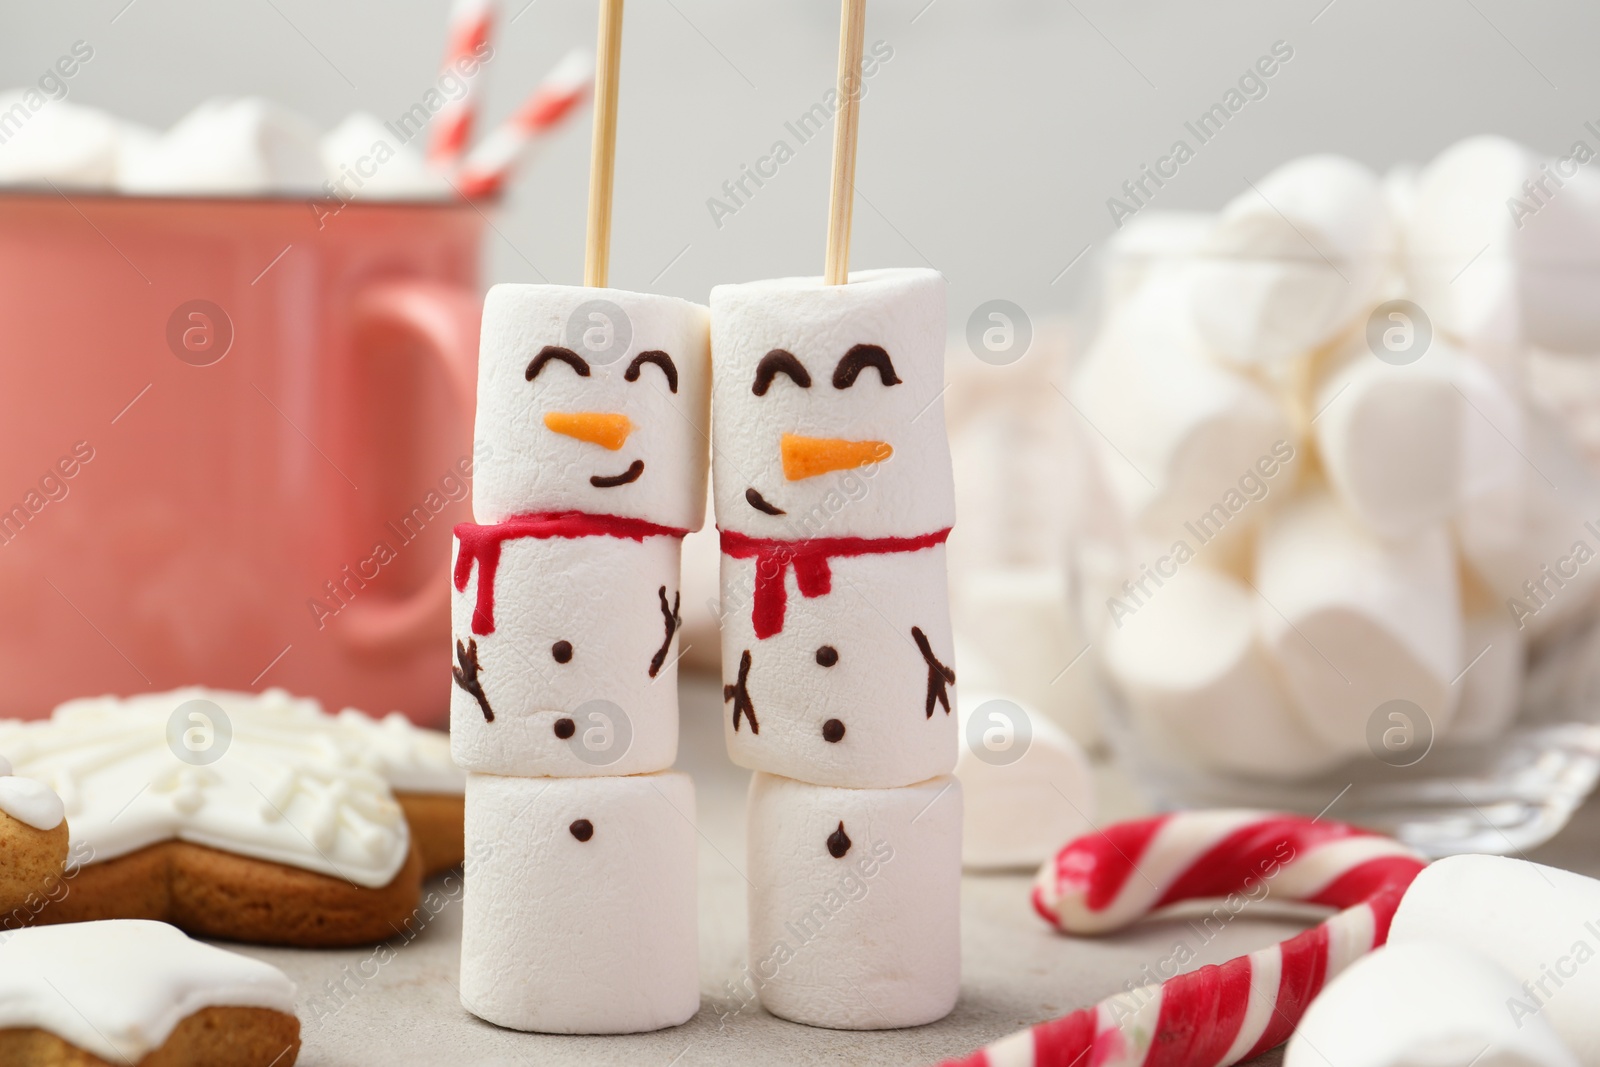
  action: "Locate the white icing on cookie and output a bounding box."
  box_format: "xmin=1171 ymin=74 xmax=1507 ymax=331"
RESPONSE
xmin=0 ymin=687 xmax=437 ymax=888
xmin=0 ymin=775 xmax=65 ymax=832
xmin=0 ymin=919 xmax=297 ymax=1062
xmin=333 ymin=708 xmax=464 ymax=794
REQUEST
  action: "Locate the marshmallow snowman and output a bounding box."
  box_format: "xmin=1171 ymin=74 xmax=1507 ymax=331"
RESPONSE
xmin=456 ymin=284 xmax=709 ymax=1036
xmin=452 ymin=284 xmax=710 ymax=776
xmin=709 ymin=269 xmax=958 ymax=789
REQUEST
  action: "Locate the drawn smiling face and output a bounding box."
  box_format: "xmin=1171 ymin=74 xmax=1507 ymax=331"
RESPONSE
xmin=473 ymin=285 xmax=711 ymax=531
xmin=526 ymin=344 xmax=680 ymax=491
xmin=709 ymin=268 xmax=955 ymax=541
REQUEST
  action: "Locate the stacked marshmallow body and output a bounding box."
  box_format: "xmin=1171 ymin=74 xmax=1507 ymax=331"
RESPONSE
xmin=454 ymin=284 xmax=709 ymax=1034
xmin=460 ymin=772 xmax=698 ymax=1033
xmin=710 ymin=269 xmax=961 ymax=1028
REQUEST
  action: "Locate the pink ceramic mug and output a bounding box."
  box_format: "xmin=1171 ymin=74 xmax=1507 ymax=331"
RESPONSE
xmin=0 ymin=192 xmax=485 ymax=724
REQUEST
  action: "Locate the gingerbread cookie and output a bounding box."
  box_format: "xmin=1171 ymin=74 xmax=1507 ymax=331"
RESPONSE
xmin=0 ymin=755 xmax=69 ymax=927
xmin=0 ymin=919 xmax=300 ymax=1066
xmin=0 ymin=688 xmax=465 ymax=946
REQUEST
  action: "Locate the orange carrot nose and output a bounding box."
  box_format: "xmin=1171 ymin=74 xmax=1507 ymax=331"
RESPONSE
xmin=544 ymin=412 xmax=634 ymax=450
xmin=780 ymin=433 xmax=893 ymax=481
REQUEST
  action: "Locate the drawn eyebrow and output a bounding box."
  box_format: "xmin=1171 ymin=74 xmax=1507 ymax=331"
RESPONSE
xmin=752 ymin=349 xmax=812 ymax=396
xmin=624 ymin=350 xmax=678 ymax=393
xmin=832 ymin=344 xmax=901 ymax=389
xmin=526 ymin=346 xmax=592 ymax=382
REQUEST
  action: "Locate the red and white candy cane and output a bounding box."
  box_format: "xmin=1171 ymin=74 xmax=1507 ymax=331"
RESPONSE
xmin=941 ymin=811 xmax=1425 ymax=1067
xmin=456 ymin=48 xmax=594 ymax=199
xmin=427 ymin=0 xmax=496 ymax=171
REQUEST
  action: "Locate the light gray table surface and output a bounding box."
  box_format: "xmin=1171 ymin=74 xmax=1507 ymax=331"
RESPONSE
xmin=229 ymin=671 xmax=1600 ymax=1067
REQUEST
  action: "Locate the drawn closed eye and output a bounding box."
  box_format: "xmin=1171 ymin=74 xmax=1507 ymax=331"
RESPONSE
xmin=624 ymin=350 xmax=678 ymax=393
xmin=832 ymin=343 xmax=901 ymax=389
xmin=526 ymin=346 xmax=592 ymax=382
xmin=752 ymin=349 xmax=812 ymax=396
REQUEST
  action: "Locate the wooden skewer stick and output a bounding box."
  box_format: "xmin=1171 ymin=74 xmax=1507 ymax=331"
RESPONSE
xmin=823 ymin=0 xmax=868 ymax=286
xmin=584 ymin=0 xmax=625 ymax=288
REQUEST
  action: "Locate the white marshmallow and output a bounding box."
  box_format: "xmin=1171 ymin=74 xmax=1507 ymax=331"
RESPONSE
xmin=1103 ymin=567 xmax=1342 ymax=780
xmin=117 ymin=97 xmax=324 ymax=196
xmin=1383 ymin=163 xmax=1420 ymax=234
xmin=675 ymin=491 xmax=723 ymax=672
xmin=1191 ymin=154 xmax=1394 ymax=367
xmin=1391 ymin=855 xmax=1600 ymax=1063
xmin=746 ymin=772 xmax=961 ymax=1029
xmin=1517 ymin=163 xmax=1600 ymax=354
xmin=1315 ymin=334 xmax=1524 ymax=541
xmin=954 ymin=689 xmax=1094 ymax=870
xmin=1406 ymin=136 xmax=1530 ymax=352
xmin=1408 ymin=135 xmax=1600 ymax=354
xmin=950 ymin=566 xmax=1099 ymax=744
xmin=1461 ymin=412 xmax=1600 ymax=640
xmin=0 ymin=94 xmax=118 ymax=188
xmin=1255 ymin=488 xmax=1461 ymax=754
xmin=1102 ymin=210 xmax=1215 ymax=308
xmin=451 ymin=532 xmax=683 ymax=777
xmin=1450 ymin=593 xmax=1524 ymax=743
xmin=320 ymin=111 xmax=453 ymax=201
xmin=709 ymin=268 xmax=954 ymax=541
xmin=1285 ymin=942 xmax=1580 ymax=1067
xmin=1070 ymin=268 xmax=1301 ymax=542
xmin=460 ymin=771 xmax=698 ymax=1034
xmin=473 ymin=284 xmax=710 ymax=531
xmin=720 ymin=546 xmax=957 ymax=789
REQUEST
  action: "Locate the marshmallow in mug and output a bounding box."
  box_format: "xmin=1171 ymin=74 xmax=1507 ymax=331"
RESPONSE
xmin=450 ymin=529 xmax=683 ymax=777
xmin=472 ymin=284 xmax=711 ymax=531
xmin=117 ymin=97 xmax=325 ymax=197
xmin=320 ymin=111 xmax=454 ymax=202
xmin=1391 ymin=856 xmax=1600 ymax=1063
xmin=1071 ymin=268 xmax=1300 ymax=542
xmin=1285 ymin=942 xmax=1580 ymax=1067
xmin=0 ymin=94 xmax=118 ymax=189
xmin=1103 ymin=567 xmax=1341 ymax=781
xmin=1190 ymin=154 xmax=1394 ymax=368
xmin=709 ymin=268 xmax=954 ymax=541
xmin=745 ymin=771 xmax=961 ymax=1030
xmin=1254 ymin=488 xmax=1461 ymax=756
xmin=459 ymin=771 xmax=698 ymax=1034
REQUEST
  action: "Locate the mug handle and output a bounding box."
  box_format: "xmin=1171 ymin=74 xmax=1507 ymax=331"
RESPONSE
xmin=338 ymin=278 xmax=480 ymax=655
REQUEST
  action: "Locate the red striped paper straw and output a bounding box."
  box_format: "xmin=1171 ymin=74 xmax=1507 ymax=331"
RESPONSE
xmin=427 ymin=0 xmax=495 ymax=170
xmin=456 ymin=48 xmax=594 ymax=199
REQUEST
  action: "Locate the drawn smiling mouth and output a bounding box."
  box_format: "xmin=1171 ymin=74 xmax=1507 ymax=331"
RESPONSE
xmin=745 ymin=487 xmax=785 ymax=515
xmin=591 ymin=460 xmax=645 ymax=488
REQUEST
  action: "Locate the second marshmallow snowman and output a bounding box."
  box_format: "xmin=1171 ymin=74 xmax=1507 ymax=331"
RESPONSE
xmin=710 ymin=269 xmax=958 ymax=789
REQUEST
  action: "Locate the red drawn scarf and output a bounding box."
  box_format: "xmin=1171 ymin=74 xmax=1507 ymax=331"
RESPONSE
xmin=454 ymin=511 xmax=688 ymax=635
xmin=719 ymin=527 xmax=951 ymax=640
